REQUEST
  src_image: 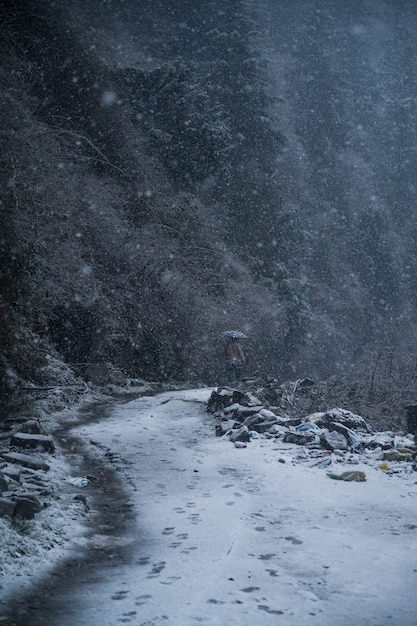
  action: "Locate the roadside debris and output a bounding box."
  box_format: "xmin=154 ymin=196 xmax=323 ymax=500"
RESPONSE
xmin=68 ymin=476 xmax=90 ymax=488
xmin=327 ymin=471 xmax=367 ymax=482
xmin=0 ymin=415 xmax=89 ymax=521
xmin=207 ymin=378 xmax=417 ymax=477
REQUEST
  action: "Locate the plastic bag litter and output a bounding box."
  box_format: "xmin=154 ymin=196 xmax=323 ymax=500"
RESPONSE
xmin=383 ymin=449 xmax=413 ymax=462
xmin=378 ymin=462 xmax=390 ymax=471
xmin=327 ymin=471 xmax=366 ymax=482
xmin=68 ymin=476 xmax=90 ymax=488
xmin=296 ymin=423 xmax=321 ymax=432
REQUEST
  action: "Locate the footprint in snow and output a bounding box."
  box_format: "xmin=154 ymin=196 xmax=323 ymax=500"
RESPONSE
xmin=160 ymin=576 xmax=181 ymax=585
xmin=285 ymin=536 xmax=303 ymax=544
xmin=180 ymin=546 xmax=198 ymax=554
xmin=258 ymin=605 xmax=284 ymax=615
xmin=207 ymin=598 xmax=226 ymax=605
xmin=147 ymin=561 xmax=166 ymax=577
xmin=135 ymin=594 xmax=152 ymax=606
xmin=266 ymin=569 xmax=279 ymax=577
xmin=111 ymin=590 xmax=130 ymax=600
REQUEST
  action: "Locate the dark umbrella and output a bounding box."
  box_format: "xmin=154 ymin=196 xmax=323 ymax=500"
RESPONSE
xmin=220 ymin=330 xmax=248 ymax=340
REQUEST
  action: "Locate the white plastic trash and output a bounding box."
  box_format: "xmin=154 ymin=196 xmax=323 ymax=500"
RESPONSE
xmin=68 ymin=477 xmax=90 ymax=488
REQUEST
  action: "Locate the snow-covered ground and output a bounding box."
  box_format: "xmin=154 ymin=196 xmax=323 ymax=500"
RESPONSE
xmin=2 ymin=388 xmax=417 ymax=625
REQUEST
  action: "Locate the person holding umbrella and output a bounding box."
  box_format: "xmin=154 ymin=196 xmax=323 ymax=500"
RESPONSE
xmin=222 ymin=330 xmax=247 ymax=384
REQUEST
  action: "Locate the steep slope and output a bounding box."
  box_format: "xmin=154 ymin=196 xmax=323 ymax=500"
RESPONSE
xmin=1 ymin=0 xmax=417 ymax=415
xmin=0 ymin=0 xmax=293 ymax=410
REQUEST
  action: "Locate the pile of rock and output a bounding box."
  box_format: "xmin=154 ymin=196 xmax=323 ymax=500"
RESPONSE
xmin=0 ymin=418 xmax=56 ymax=520
xmin=207 ymin=384 xmax=417 ymax=469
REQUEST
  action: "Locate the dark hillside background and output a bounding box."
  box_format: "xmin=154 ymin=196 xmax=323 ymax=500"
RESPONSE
xmin=264 ymin=0 xmax=417 ymax=374
xmin=1 ymin=0 xmax=417 ymax=410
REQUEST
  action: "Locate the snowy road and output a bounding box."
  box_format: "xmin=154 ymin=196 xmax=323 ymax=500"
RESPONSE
xmin=15 ymin=389 xmax=417 ymax=625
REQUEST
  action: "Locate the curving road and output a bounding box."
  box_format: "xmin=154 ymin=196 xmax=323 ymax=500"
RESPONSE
xmin=6 ymin=388 xmax=417 ymax=626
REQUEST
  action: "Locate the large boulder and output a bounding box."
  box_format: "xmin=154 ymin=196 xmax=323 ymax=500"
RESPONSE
xmin=320 ymin=429 xmax=349 ymax=451
xmin=207 ymin=388 xmax=232 ymax=413
xmin=0 ymin=465 xmax=21 ymax=481
xmin=314 ymin=408 xmax=371 ymax=433
xmin=10 ymin=433 xmax=55 ymax=454
xmin=13 ymin=495 xmax=43 ymax=520
xmin=223 ymin=404 xmax=264 ymax=422
xmin=207 ymin=388 xmax=264 ymax=416
xmin=0 ymin=452 xmax=50 ymax=472
xmin=1 ymin=417 xmax=27 ymax=431
xmin=0 ymin=495 xmax=44 ymax=520
xmin=242 ymin=411 xmax=278 ymax=433
xmin=282 ymin=431 xmax=317 ymax=445
xmin=215 ymin=420 xmax=237 ymax=436
xmin=17 ymin=420 xmax=42 ymax=434
xmin=0 ymin=498 xmax=16 ymax=518
xmin=229 ymin=426 xmax=251 ymax=443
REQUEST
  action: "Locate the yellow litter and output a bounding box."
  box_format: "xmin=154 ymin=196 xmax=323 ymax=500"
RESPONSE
xmin=378 ymin=462 xmax=390 ymax=471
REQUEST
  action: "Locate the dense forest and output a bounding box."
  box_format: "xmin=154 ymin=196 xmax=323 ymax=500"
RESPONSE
xmin=2 ymin=0 xmax=417 ymax=414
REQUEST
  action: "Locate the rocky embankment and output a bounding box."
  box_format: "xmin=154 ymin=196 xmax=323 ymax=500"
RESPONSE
xmin=207 ymin=376 xmax=417 ymax=479
xmin=0 ymin=373 xmax=174 ymax=605
xmin=0 ymin=417 xmax=57 ymax=521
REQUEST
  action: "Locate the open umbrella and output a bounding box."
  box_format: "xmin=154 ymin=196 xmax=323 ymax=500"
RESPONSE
xmin=220 ymin=330 xmax=248 ymax=340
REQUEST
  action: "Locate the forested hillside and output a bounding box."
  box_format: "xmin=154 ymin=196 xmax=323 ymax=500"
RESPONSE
xmin=265 ymin=0 xmax=417 ymax=374
xmin=1 ymin=0 xmax=417 ymax=413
